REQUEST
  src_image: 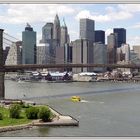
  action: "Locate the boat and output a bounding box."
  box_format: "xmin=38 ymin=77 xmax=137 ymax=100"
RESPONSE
xmin=71 ymin=96 xmax=81 ymax=102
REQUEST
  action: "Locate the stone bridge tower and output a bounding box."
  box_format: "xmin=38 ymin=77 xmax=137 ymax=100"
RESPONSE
xmin=0 ymin=29 xmax=4 ymax=99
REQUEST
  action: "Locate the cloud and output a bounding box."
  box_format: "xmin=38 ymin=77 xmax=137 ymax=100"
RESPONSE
xmin=75 ymin=10 xmax=110 ymax=22
xmin=105 ymin=28 xmax=113 ymax=36
xmin=129 ymin=23 xmax=140 ymax=29
xmin=128 ymin=36 xmax=140 ymax=46
xmin=0 ymin=4 xmax=75 ymax=24
xmin=69 ymin=30 xmax=79 ymax=41
xmin=75 ymin=5 xmax=133 ymax=22
xmin=118 ymin=4 xmax=140 ymax=13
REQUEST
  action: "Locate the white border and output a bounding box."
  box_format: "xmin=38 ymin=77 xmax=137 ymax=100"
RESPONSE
xmin=1 ymin=0 xmax=140 ymax=139
xmin=0 ymin=0 xmax=140 ymax=4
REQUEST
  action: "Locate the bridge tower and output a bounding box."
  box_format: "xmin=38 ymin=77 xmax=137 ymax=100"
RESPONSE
xmin=0 ymin=29 xmax=5 ymax=99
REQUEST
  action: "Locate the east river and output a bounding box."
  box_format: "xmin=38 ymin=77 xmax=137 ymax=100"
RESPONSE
xmin=1 ymin=80 xmax=140 ymax=136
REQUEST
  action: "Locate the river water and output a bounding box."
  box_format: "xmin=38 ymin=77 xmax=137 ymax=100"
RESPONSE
xmin=1 ymin=80 xmax=140 ymax=137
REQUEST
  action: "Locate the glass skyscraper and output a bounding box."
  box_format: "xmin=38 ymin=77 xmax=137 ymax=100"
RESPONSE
xmin=113 ymin=28 xmax=126 ymax=48
xmin=22 ymin=23 xmax=36 ymax=64
xmin=95 ymin=30 xmax=105 ymax=44
xmin=42 ymin=23 xmax=53 ymax=43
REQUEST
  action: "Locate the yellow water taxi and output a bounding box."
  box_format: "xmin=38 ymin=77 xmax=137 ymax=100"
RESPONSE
xmin=71 ymin=96 xmax=81 ymax=102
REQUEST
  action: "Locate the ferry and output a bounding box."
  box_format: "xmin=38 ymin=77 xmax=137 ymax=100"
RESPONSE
xmin=71 ymin=96 xmax=81 ymax=102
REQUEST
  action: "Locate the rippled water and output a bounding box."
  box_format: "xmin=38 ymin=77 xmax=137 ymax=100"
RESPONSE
xmin=1 ymin=80 xmax=140 ymax=137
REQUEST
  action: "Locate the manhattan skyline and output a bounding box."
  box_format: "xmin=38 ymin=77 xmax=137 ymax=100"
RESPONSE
xmin=1 ymin=4 xmax=140 ymax=47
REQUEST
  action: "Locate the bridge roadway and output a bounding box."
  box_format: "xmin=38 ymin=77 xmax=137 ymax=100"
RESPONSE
xmin=0 ymin=63 xmax=139 ymax=72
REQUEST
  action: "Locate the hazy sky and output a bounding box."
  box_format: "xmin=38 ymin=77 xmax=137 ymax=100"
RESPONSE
xmin=1 ymin=4 xmax=140 ymax=47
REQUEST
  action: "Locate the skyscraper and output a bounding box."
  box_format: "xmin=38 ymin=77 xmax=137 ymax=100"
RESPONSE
xmin=107 ymin=33 xmax=117 ymax=64
xmin=113 ymin=28 xmax=126 ymax=48
xmin=37 ymin=43 xmax=50 ymax=64
xmin=95 ymin=30 xmax=105 ymax=44
xmin=71 ymin=39 xmax=94 ymax=73
xmin=53 ymin=14 xmax=61 ymax=46
xmin=22 ymin=23 xmax=36 ymax=64
xmin=93 ymin=42 xmax=107 ymax=72
xmin=42 ymin=23 xmax=53 ymax=43
xmin=80 ymin=18 xmax=95 ymax=42
xmin=121 ymin=44 xmax=130 ymax=62
xmin=60 ymin=19 xmax=68 ymax=47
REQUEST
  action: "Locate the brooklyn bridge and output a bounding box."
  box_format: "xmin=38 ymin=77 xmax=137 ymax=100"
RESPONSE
xmin=0 ymin=29 xmax=139 ymax=99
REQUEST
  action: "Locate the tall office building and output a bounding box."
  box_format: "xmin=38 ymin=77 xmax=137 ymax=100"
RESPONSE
xmin=22 ymin=23 xmax=36 ymax=64
xmin=133 ymin=45 xmax=140 ymax=60
xmin=80 ymin=18 xmax=95 ymax=42
xmin=121 ymin=44 xmax=130 ymax=62
xmin=95 ymin=30 xmax=105 ymax=44
xmin=71 ymin=39 xmax=94 ymax=73
xmin=60 ymin=20 xmax=68 ymax=47
xmin=53 ymin=14 xmax=61 ymax=46
xmin=113 ymin=28 xmax=126 ymax=48
xmin=37 ymin=43 xmax=50 ymax=64
xmin=107 ymin=33 xmax=117 ymax=64
xmin=41 ymin=23 xmax=53 ymax=43
xmin=41 ymin=22 xmax=55 ymax=64
xmin=93 ymin=42 xmax=107 ymax=72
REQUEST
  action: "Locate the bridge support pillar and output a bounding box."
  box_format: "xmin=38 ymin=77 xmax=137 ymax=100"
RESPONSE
xmin=0 ymin=29 xmax=4 ymax=99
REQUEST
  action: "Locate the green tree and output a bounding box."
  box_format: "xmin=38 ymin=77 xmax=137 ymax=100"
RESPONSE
xmin=25 ymin=107 xmax=39 ymax=119
xmin=0 ymin=113 xmax=3 ymax=120
xmin=9 ymin=104 xmax=21 ymax=119
xmin=38 ymin=107 xmax=51 ymax=122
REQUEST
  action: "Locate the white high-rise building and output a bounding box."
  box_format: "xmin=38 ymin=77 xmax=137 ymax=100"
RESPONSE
xmin=5 ymin=42 xmax=22 ymax=65
xmin=121 ymin=44 xmax=130 ymax=62
xmin=37 ymin=43 xmax=50 ymax=64
xmin=133 ymin=45 xmax=140 ymax=59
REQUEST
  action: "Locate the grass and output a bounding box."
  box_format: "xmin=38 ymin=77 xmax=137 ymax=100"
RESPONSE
xmin=0 ymin=106 xmax=32 ymax=127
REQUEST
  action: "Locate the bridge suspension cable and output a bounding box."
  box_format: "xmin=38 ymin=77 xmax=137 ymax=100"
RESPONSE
xmin=2 ymin=32 xmax=72 ymax=65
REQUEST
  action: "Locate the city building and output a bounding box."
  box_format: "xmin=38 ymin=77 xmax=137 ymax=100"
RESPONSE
xmin=5 ymin=42 xmax=22 ymax=65
xmin=93 ymin=42 xmax=107 ymax=72
xmin=53 ymin=14 xmax=61 ymax=46
xmin=95 ymin=30 xmax=105 ymax=44
xmin=133 ymin=45 xmax=140 ymax=60
xmin=130 ymin=50 xmax=140 ymax=64
xmin=107 ymin=33 xmax=117 ymax=64
xmin=80 ymin=18 xmax=95 ymax=42
xmin=113 ymin=28 xmax=126 ymax=48
xmin=64 ymin=43 xmax=72 ymax=71
xmin=116 ymin=47 xmax=124 ymax=62
xmin=41 ymin=22 xmax=53 ymax=43
xmin=121 ymin=44 xmax=130 ymax=62
xmin=64 ymin=43 xmax=72 ymax=64
xmin=60 ymin=19 xmax=68 ymax=47
xmin=22 ymin=23 xmax=36 ymax=64
xmin=71 ymin=39 xmax=94 ymax=73
xmin=37 ymin=43 xmax=50 ymax=64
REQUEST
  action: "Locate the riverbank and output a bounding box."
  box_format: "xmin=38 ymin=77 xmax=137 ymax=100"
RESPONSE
xmin=0 ymin=101 xmax=79 ymax=133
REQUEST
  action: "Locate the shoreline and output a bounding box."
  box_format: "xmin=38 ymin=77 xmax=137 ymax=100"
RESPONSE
xmin=0 ymin=105 xmax=79 ymax=133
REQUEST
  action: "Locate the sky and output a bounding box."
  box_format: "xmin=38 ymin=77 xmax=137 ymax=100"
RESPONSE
xmin=1 ymin=4 xmax=140 ymax=47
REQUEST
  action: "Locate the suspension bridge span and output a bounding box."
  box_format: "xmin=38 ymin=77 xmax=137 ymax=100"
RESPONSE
xmin=0 ymin=29 xmax=139 ymax=99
